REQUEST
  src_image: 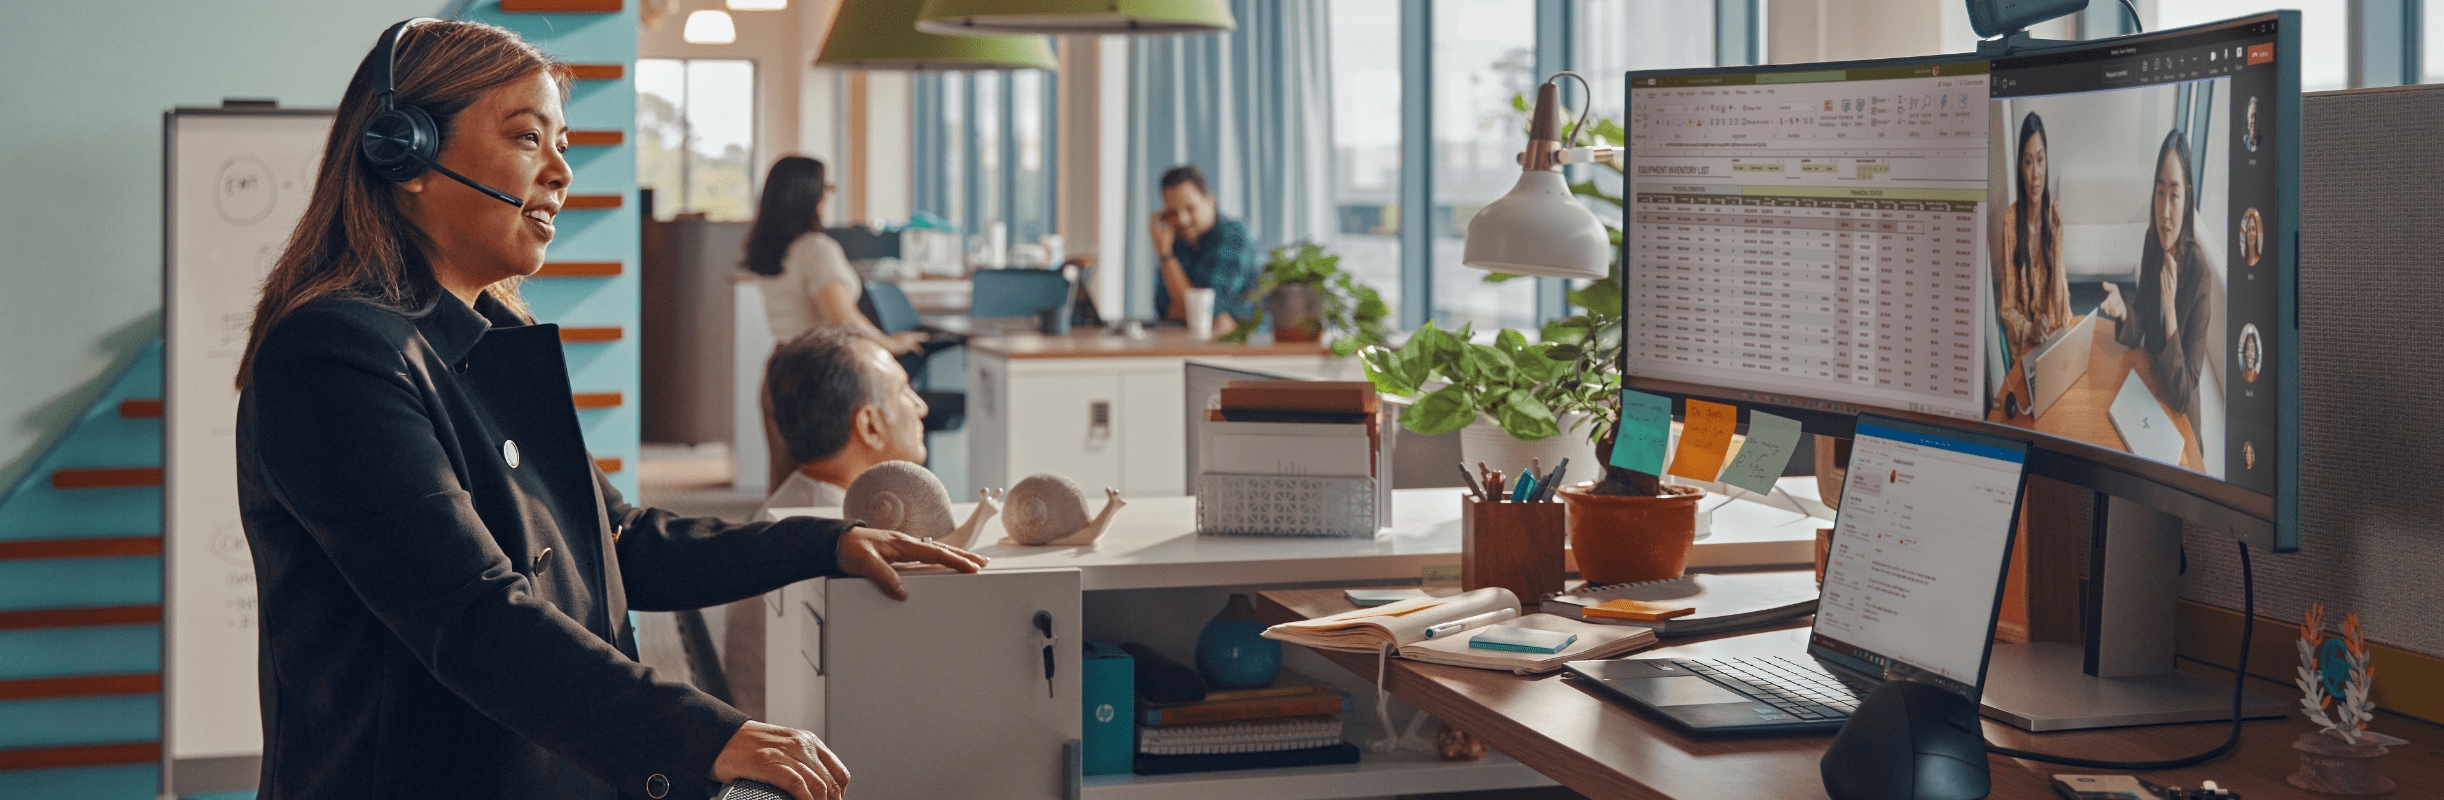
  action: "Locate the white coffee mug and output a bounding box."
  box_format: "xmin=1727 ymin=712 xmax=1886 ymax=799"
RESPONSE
xmin=1185 ymin=288 xmax=1216 ymax=340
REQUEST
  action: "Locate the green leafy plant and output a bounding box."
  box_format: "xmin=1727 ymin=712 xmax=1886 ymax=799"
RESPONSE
xmin=1358 ymin=269 xmax=1622 ymax=444
xmin=1219 ymin=241 xmax=1393 ymax=357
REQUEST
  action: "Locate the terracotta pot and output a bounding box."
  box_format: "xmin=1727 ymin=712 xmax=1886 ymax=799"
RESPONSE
xmin=2288 ymin=730 xmax=2395 ymax=795
xmin=1266 ymin=283 xmax=1325 ymax=342
xmin=1557 ymin=482 xmax=1703 ymax=584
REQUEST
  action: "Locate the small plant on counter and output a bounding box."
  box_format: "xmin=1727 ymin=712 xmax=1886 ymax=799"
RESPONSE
xmin=1219 ymin=241 xmax=1392 ymax=357
xmin=1356 ymin=263 xmax=1621 ymax=448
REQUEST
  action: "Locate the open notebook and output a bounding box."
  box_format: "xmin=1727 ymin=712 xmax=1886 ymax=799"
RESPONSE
xmin=1264 ymin=587 xmax=1656 ymax=675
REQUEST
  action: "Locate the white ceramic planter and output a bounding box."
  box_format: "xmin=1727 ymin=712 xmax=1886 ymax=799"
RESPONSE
xmin=1458 ymin=413 xmax=1601 ymax=492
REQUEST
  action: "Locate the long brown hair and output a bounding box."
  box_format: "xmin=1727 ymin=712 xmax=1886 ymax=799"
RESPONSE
xmin=236 ymin=20 xmax=567 ymax=388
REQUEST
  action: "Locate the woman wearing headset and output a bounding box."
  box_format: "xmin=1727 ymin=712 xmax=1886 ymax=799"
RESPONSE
xmin=234 ymin=20 xmax=978 ymax=800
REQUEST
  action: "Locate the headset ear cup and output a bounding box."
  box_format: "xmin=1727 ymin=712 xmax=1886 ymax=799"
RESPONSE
xmin=361 ymin=104 xmax=439 ymax=183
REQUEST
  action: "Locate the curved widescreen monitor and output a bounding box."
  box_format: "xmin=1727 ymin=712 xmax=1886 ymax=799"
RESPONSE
xmin=1619 ymin=13 xmax=2298 ymax=551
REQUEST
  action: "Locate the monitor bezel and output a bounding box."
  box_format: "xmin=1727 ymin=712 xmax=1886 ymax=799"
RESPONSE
xmin=1616 ymin=12 xmax=2299 ymax=552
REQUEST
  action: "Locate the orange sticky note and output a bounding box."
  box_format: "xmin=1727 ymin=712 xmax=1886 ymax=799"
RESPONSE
xmin=1666 ymin=399 xmax=1738 ymax=482
xmin=1582 ymin=598 xmax=1698 ymax=621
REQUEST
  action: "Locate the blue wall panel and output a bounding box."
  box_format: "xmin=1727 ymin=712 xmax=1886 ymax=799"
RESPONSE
xmin=0 ymin=557 xmax=158 ymax=612
xmin=0 ymin=695 xmax=158 ymax=750
xmin=0 ymin=764 xmax=158 ymax=799
xmin=0 ymin=342 xmax=162 ymax=543
xmin=0 ymin=625 xmax=160 ymax=680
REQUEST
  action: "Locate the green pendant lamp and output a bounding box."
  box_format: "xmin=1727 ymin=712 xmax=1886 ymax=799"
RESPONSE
xmin=915 ymin=0 xmax=1236 ymax=35
xmin=817 ymin=0 xmax=1059 ymax=71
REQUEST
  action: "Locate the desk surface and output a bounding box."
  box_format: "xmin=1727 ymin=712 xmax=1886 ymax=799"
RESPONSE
xmin=1989 ymin=320 xmax=2205 ymax=471
xmin=933 ymin=319 xmax=1333 ymax=360
xmin=1258 ymin=587 xmax=2444 ymax=800
xmin=769 ymin=484 xmax=1829 ymax=591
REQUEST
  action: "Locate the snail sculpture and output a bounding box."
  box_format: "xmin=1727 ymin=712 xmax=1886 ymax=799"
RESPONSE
xmin=997 ymin=473 xmax=1126 ymax=547
xmin=842 ymin=461 xmax=1002 ymax=549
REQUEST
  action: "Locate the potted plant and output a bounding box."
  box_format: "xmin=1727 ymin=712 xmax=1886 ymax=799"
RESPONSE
xmin=1219 ymin=241 xmax=1392 ymax=356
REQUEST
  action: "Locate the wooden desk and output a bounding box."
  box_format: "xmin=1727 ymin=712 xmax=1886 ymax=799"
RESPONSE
xmin=1989 ymin=321 xmax=2204 ymax=471
xmin=1259 ymin=587 xmax=2444 ymax=800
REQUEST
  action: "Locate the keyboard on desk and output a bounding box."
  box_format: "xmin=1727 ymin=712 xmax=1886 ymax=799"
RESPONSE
xmin=1675 ymin=657 xmax=1873 ymax=722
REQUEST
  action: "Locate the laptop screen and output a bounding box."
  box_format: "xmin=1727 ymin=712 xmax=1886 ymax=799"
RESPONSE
xmin=1808 ymin=415 xmax=2029 ymax=700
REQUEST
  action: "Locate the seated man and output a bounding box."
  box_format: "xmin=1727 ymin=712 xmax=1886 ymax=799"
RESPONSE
xmin=697 ymin=325 xmax=931 ymax=717
xmin=760 ymin=325 xmax=932 ymax=514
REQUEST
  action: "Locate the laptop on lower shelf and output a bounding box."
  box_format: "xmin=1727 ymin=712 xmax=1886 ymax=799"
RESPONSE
xmin=1562 ymin=414 xmax=2031 ymax=734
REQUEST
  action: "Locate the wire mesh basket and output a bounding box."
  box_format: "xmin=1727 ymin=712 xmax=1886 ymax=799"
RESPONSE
xmin=1195 ymin=473 xmax=1381 ymax=538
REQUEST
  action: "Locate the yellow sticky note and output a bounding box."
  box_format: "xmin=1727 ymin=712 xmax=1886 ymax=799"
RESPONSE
xmin=1666 ymin=399 xmax=1739 ymax=482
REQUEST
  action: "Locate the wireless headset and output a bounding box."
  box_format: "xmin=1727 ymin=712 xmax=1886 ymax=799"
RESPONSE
xmin=360 ymin=18 xmax=525 ymax=208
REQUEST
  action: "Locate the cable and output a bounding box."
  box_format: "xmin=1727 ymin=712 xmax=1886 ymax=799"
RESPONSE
xmin=2117 ymin=0 xmax=2145 ymax=34
xmin=1545 ymin=71 xmax=1594 ymax=148
xmin=1986 ymin=539 xmax=2253 ymax=770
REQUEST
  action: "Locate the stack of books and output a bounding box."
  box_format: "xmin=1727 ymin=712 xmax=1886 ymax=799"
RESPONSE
xmin=1132 ymin=679 xmax=1361 ymax=774
xmin=1195 ymin=380 xmax=1394 ymax=537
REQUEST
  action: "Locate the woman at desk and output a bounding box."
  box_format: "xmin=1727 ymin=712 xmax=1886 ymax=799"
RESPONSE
xmin=2098 ymin=131 xmax=2215 ymax=414
xmin=744 ymin=156 xmax=924 ymax=487
xmin=234 ymin=20 xmax=982 ymax=800
xmin=1997 ymin=112 xmax=2071 ymax=358
xmin=1150 ymin=164 xmax=1256 ymax=336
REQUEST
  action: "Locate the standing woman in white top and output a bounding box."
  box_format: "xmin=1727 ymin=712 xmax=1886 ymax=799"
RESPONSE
xmin=744 ymin=156 xmax=923 ymax=488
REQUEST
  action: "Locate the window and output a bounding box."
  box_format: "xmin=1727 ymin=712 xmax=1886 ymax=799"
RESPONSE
xmin=636 ymin=58 xmax=757 ymax=220
xmin=2158 ymin=1 xmax=2346 ymax=92
xmin=1009 ymin=71 xmax=1054 ymax=244
xmin=1574 ymin=1 xmax=1720 ymax=244
xmin=1326 ymin=0 xmax=1406 ymax=319
xmin=1432 ymin=0 xmax=1541 ymax=332
xmin=911 ymin=70 xmax=1056 ymax=262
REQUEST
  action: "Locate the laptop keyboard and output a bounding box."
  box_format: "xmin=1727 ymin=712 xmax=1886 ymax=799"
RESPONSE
xmin=1674 ymin=657 xmax=1871 ymax=721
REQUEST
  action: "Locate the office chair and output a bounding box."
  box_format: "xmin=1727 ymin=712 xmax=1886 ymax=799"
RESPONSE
xmin=969 ymin=268 xmax=1073 ymax=320
xmin=858 ymin=280 xmax=966 ymax=433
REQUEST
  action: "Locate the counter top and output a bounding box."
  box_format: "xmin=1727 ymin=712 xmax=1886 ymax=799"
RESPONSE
xmin=927 ymin=316 xmax=1332 ymax=360
xmin=768 ymin=481 xmax=1827 ymax=591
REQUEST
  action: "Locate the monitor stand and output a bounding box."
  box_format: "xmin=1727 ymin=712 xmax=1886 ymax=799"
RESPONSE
xmin=1979 ymin=495 xmax=2288 ymax=732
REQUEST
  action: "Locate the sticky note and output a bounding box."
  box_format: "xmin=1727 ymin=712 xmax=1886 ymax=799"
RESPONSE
xmin=1666 ymin=399 xmax=1738 ymax=482
xmin=1610 ymin=390 xmax=1671 ymax=475
xmin=1582 ymin=598 xmax=1698 ymax=621
xmin=1717 ymin=410 xmax=1804 ymax=494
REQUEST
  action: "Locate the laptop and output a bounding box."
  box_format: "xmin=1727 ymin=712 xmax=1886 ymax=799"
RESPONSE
xmin=2107 ymin=369 xmax=2187 ymax=466
xmin=2021 ymin=312 xmax=2096 ymax=418
xmin=1562 ymin=414 xmax=2031 ymax=734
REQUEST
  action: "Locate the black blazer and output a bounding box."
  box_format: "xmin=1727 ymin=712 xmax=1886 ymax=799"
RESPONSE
xmin=236 ymin=291 xmax=856 ymax=800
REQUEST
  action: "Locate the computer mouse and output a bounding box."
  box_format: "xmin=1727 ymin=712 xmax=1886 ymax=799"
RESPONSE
xmin=1819 ymin=679 xmax=1990 ymax=800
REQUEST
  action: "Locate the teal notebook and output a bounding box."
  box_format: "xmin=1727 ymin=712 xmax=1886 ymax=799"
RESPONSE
xmin=1468 ymin=625 xmax=1577 ymax=654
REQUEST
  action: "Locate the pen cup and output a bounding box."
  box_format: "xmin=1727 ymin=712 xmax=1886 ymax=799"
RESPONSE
xmin=1460 ymin=496 xmax=1568 ymax=603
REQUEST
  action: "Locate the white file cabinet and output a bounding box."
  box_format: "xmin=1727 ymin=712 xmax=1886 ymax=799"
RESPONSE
xmin=964 ymin=331 xmax=1358 ymax=497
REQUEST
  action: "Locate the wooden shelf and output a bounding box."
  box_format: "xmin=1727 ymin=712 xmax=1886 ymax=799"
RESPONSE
xmin=559 ymin=326 xmax=623 ymax=343
xmin=0 ymin=742 xmax=160 ymax=771
xmin=567 ymin=130 xmax=625 ymax=147
xmin=1081 ymin=749 xmax=1551 ymax=800
xmin=594 ymin=456 xmax=624 ymax=473
xmin=572 ymin=391 xmax=623 ymax=409
xmin=0 ymin=673 xmax=159 ymax=701
xmin=49 ymin=467 xmax=161 ymax=490
xmin=0 ymin=536 xmax=161 ymax=561
xmin=118 ymin=398 xmax=162 ymax=418
xmin=567 ymin=63 xmax=625 ymax=81
xmin=0 ymin=605 xmax=161 ymax=631
xmin=535 ymin=261 xmax=623 ymax=277
xmin=564 ymin=194 xmax=623 ymax=210
xmin=499 ymin=0 xmax=622 ymax=12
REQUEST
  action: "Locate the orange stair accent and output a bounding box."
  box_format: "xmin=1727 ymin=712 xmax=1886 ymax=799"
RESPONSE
xmin=563 ymin=194 xmax=623 ymax=210
xmin=0 ymin=605 xmax=161 ymax=631
xmin=0 ymin=673 xmax=160 ymax=701
xmin=0 ymin=536 xmax=161 ymax=561
xmin=118 ymin=399 xmax=163 ymax=418
xmin=567 ymin=130 xmax=625 ymax=147
xmin=595 ymin=457 xmax=624 ymax=473
xmin=568 ymin=63 xmax=625 ymax=81
xmin=536 ymin=261 xmax=623 ymax=278
xmin=0 ymin=742 xmax=161 ymax=771
xmin=571 ymin=392 xmax=623 ymax=409
xmin=560 ymin=326 xmax=623 ymax=343
xmin=48 ymin=467 xmax=161 ymax=490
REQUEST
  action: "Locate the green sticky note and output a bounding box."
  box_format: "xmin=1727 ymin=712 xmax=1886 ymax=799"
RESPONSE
xmin=1718 ymin=410 xmax=1803 ymax=495
xmin=1610 ymin=390 xmax=1671 ymax=475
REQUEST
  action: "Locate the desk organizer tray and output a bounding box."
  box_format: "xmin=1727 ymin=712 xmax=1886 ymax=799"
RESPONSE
xmin=1196 ymin=473 xmax=1380 ymax=538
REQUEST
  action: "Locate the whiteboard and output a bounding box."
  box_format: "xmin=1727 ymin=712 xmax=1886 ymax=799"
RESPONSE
xmin=164 ymin=108 xmax=331 ymax=773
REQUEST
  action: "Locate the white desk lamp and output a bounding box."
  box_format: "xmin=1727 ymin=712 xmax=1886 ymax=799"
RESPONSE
xmin=1460 ymin=72 xmax=1618 ymax=280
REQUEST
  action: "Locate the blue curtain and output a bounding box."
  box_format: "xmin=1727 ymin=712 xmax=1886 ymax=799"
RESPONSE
xmin=1123 ymin=0 xmax=1334 ymax=318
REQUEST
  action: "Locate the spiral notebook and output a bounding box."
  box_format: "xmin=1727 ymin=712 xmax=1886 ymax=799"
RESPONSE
xmin=1538 ymin=571 xmax=1819 ymax=638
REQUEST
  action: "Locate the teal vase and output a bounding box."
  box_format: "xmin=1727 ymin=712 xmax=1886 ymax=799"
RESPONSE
xmin=1195 ymin=594 xmax=1282 ymax=689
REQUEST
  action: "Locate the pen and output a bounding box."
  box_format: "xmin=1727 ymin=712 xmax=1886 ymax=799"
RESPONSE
xmin=1509 ymin=472 xmax=1536 ymax=502
xmin=1458 ymin=464 xmax=1486 ymax=501
xmin=1487 ymin=470 xmax=1505 ymax=501
xmin=1422 ymin=608 xmax=1519 ymax=639
xmin=1534 ymin=458 xmax=1571 ymax=502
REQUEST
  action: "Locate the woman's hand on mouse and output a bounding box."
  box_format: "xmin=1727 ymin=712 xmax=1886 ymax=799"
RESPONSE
xmin=835 ymin=527 xmax=989 ymax=601
xmin=711 ymin=721 xmax=849 ymax=800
